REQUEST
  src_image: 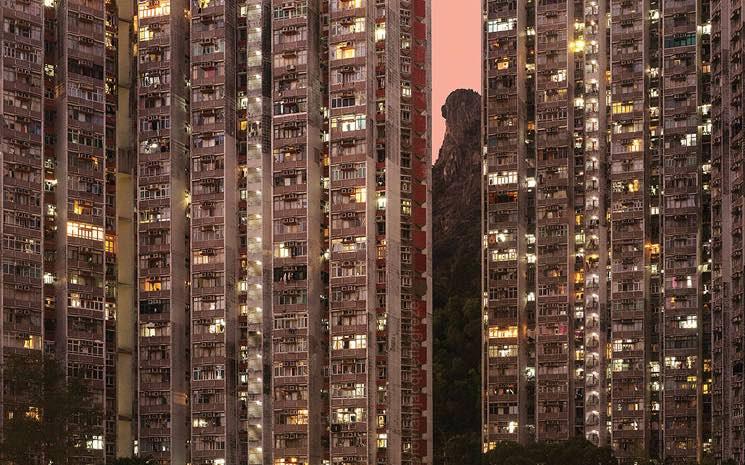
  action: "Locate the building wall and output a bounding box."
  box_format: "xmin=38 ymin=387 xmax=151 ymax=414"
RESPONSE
xmin=54 ymin=0 xmax=116 ymax=460
xmin=0 ymin=0 xmax=46 ymax=437
xmin=0 ymin=1 xmax=431 ymax=464
xmin=189 ymin=0 xmax=240 ymax=461
xmin=581 ymin=0 xmax=610 ymax=446
xmin=483 ymin=0 xmax=717 ymax=462
xmin=239 ymin=1 xmax=272 ymax=465
xmin=326 ymin=0 xmax=377 ymax=463
xmin=608 ymin=0 xmax=658 ymax=457
xmin=711 ymin=0 xmax=744 ymax=457
xmin=482 ymin=0 xmax=535 ymax=447
xmin=533 ymin=0 xmax=578 ymax=441
xmin=136 ymin=0 xmax=189 ymax=460
xmin=270 ymin=1 xmax=326 ymax=464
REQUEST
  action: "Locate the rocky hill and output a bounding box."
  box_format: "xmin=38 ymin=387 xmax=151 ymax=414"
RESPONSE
xmin=432 ymin=89 xmax=482 ymax=465
xmin=432 ymin=88 xmax=482 ymax=304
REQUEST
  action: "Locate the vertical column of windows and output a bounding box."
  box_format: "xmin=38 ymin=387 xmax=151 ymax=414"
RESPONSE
xmin=270 ymin=1 xmax=325 ymax=464
xmin=56 ymin=0 xmax=110 ymax=461
xmin=327 ymin=0 xmax=373 ymax=464
xmin=0 ymin=0 xmax=46 ymax=436
xmin=190 ymin=0 xmax=239 ymax=461
xmin=581 ymin=0 xmax=610 ymax=447
xmin=483 ymin=0 xmax=534 ymax=450
xmin=660 ymin=0 xmax=711 ymax=458
xmin=136 ymin=0 xmax=189 ymax=461
xmin=609 ymin=0 xmax=657 ymax=456
xmin=395 ymin=1 xmax=431 ymax=463
xmin=241 ymin=1 xmax=272 ymax=464
xmin=533 ymin=0 xmax=575 ymax=442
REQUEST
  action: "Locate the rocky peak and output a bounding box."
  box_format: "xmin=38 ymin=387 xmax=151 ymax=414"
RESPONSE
xmin=435 ymin=89 xmax=481 ymax=183
xmin=433 ymin=88 xmax=481 ymax=304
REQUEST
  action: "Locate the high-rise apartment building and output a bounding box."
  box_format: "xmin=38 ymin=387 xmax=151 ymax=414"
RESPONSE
xmin=712 ymin=0 xmax=745 ymax=459
xmin=136 ymin=0 xmax=189 ymax=460
xmin=0 ymin=0 xmax=46 ymax=443
xmin=1 ymin=1 xmax=431 ymax=464
xmin=482 ymin=0 xmax=716 ymax=462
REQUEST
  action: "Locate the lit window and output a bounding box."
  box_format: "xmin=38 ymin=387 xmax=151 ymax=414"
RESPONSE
xmin=401 ymin=199 xmax=411 ymax=216
xmin=492 ymin=248 xmax=517 ymax=262
xmin=138 ymin=0 xmax=170 ymax=18
xmin=67 ymin=221 xmax=104 ymax=241
xmin=105 ymin=235 xmax=115 ymax=253
xmin=488 ymin=326 xmax=518 ymax=339
xmin=209 ymin=318 xmax=226 ymax=334
xmin=86 ymin=436 xmax=104 ymax=450
xmin=487 ymin=18 xmax=517 ymax=33
xmin=331 ymin=334 xmax=367 ymax=350
xmin=488 ymin=344 xmax=518 ymax=358
xmin=375 ymin=24 xmax=386 ymax=41
xmin=488 ymin=171 xmax=518 ymax=186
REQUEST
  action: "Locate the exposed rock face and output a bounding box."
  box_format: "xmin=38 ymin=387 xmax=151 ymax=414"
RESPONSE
xmin=433 ymin=88 xmax=482 ymax=304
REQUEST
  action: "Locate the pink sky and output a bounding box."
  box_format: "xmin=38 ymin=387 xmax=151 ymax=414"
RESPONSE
xmin=432 ymin=0 xmax=481 ymax=161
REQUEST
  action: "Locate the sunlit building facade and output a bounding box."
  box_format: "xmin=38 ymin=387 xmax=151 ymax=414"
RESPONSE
xmin=482 ymin=0 xmax=716 ymax=462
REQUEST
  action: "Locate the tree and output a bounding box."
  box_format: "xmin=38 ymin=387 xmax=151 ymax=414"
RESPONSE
xmin=483 ymin=438 xmax=618 ymax=465
xmin=0 ymin=352 xmax=100 ymax=465
xmin=440 ymin=432 xmax=481 ymax=465
xmin=111 ymin=458 xmax=155 ymax=465
xmin=433 ymin=296 xmax=482 ymax=463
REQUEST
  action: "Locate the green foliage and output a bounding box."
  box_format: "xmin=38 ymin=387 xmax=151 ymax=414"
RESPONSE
xmin=0 ymin=353 xmax=100 ymax=465
xmin=483 ymin=438 xmax=617 ymax=465
xmin=111 ymin=458 xmax=154 ymax=465
xmin=433 ymin=296 xmax=481 ymax=464
xmin=440 ymin=432 xmax=482 ymax=465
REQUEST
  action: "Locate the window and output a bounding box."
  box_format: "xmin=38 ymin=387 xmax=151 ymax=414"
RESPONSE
xmin=331 ymin=334 xmax=367 ymax=350
xmin=86 ymin=436 xmax=104 ymax=450
xmin=331 ymin=114 xmax=366 ymax=132
xmin=138 ymin=0 xmax=170 ymax=18
xmin=193 ymin=365 xmax=225 ymax=381
xmin=331 ymin=163 xmax=366 ymax=181
xmin=332 ymin=407 xmax=365 ymax=424
xmin=331 ymin=260 xmax=366 ymax=278
xmin=612 ymin=101 xmax=635 ymax=114
xmin=487 ymin=18 xmax=517 ymax=32
xmin=673 ymin=315 xmax=697 ymax=329
xmin=67 ymin=221 xmax=104 ymax=241
xmin=492 ymin=248 xmax=517 ymax=262
xmin=488 ymin=171 xmax=518 ymax=186
xmin=488 ymin=345 xmax=518 ymax=358
xmin=489 ymin=326 xmax=518 ymax=339
xmin=330 ymin=0 xmax=365 ymax=12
